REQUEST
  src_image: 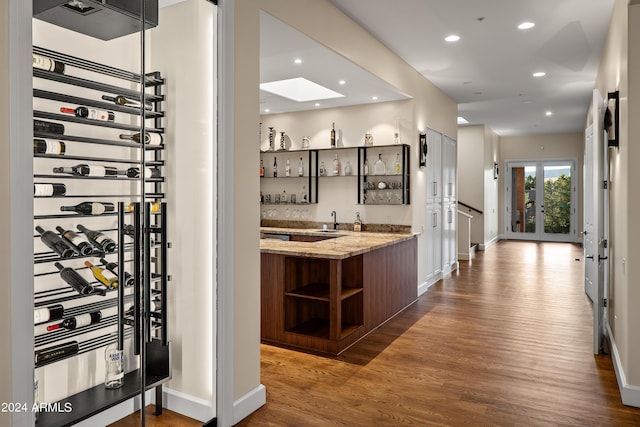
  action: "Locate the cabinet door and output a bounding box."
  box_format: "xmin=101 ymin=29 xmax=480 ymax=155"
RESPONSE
xmin=442 ymin=202 xmax=457 ymax=271
xmin=426 ymin=130 xmax=442 ymax=205
xmin=426 ymin=204 xmax=442 ymax=279
xmin=442 ymin=135 xmax=456 ymax=202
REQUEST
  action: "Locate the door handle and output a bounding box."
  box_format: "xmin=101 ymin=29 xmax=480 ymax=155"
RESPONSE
xmin=586 ymin=255 xmax=595 ymax=260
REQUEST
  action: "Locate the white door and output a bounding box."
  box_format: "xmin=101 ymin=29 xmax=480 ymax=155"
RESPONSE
xmin=505 ymin=160 xmax=577 ymax=242
xmin=584 ymin=89 xmax=607 ymax=354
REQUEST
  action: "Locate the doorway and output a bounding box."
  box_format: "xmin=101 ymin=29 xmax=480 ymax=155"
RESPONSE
xmin=505 ymin=160 xmax=578 ymax=242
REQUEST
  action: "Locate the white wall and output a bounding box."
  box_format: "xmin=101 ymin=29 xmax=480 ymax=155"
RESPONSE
xmin=484 ymin=127 xmax=500 ymax=243
xmin=458 ymin=126 xmax=485 ymax=245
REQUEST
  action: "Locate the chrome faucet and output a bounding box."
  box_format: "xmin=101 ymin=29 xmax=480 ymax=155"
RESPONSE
xmin=331 ymin=211 xmax=339 ymax=230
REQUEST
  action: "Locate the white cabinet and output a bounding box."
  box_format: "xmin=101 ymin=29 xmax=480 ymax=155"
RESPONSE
xmin=425 ymin=129 xmax=457 ymax=284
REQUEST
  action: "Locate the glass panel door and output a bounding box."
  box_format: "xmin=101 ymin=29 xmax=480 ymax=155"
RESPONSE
xmin=506 ymin=160 xmax=577 ymax=242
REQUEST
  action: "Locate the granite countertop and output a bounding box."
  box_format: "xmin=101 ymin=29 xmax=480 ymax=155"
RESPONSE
xmin=260 ymin=227 xmax=417 ymax=259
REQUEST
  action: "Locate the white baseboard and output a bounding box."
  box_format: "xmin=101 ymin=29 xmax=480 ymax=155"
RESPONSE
xmin=607 ymin=322 xmax=640 ymax=408
xmin=418 ymin=274 xmax=442 ymax=296
xmin=163 ymin=387 xmax=216 ymax=422
xmin=479 ymin=235 xmax=500 ymax=251
xmin=233 ymin=384 xmax=266 ymax=425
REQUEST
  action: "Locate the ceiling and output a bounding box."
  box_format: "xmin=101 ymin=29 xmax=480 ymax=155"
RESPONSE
xmin=261 ymin=0 xmax=615 ymax=136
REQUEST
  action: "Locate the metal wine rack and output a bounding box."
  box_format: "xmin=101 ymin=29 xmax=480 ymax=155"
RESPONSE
xmin=32 ymin=46 xmax=170 ymax=426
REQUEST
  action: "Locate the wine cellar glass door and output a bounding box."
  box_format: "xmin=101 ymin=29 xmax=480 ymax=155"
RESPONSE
xmin=33 ymin=2 xmax=170 ymax=425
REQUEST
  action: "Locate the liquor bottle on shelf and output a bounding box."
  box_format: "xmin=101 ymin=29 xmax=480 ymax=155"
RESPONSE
xmin=298 ymin=157 xmax=304 ymax=177
xmin=34 ymin=138 xmax=65 ymax=155
xmin=273 ymin=157 xmax=278 ymax=177
xmin=285 ymin=159 xmax=291 ymax=177
xmin=77 ymin=224 xmax=116 ymax=253
xmin=102 ymin=94 xmax=152 ymax=110
xmin=60 ymin=201 xmax=115 ymax=215
xmin=124 ymin=201 xmax=160 ymax=213
xmin=34 ymin=183 xmax=66 ymax=197
xmin=259 ymin=160 xmax=265 ymax=177
xmin=353 ymin=212 xmax=363 ymax=232
xmin=32 ymin=53 xmax=65 ymax=74
xmin=54 ymin=262 xmax=99 ymax=296
xmin=85 ymin=260 xmax=118 ymax=289
xmin=394 ymin=153 xmax=402 ymax=174
xmin=35 ymin=225 xmax=75 ymax=259
xmin=119 ymin=132 xmax=163 ymax=146
xmin=60 ymin=106 xmax=115 ymax=122
xmin=374 ymin=153 xmax=386 ymax=175
xmin=330 ymin=122 xmax=336 ymax=148
xmin=35 ymin=341 xmax=79 ymax=367
xmin=53 ymin=163 xmax=120 ymax=177
xmin=99 ymin=258 xmax=135 ymax=287
xmin=281 ymin=189 xmax=288 ymax=204
xmin=46 ymin=311 xmax=102 ymax=331
xmin=333 ymin=154 xmax=341 ymax=176
xmin=319 ymin=161 xmax=326 ymax=176
xmin=363 ymin=159 xmax=370 ymax=176
xmin=56 ymin=226 xmax=93 ymax=256
xmin=344 ymin=161 xmax=353 ymax=176
xmin=122 ymin=167 xmax=161 ymax=179
xmin=301 ymin=185 xmax=308 ymax=203
xmin=33 ymin=119 xmax=65 ymax=135
xmin=34 ymin=304 xmax=64 ymax=325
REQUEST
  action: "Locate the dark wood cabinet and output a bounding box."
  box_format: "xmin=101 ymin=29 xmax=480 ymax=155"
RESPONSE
xmin=261 ymin=235 xmax=416 ymax=355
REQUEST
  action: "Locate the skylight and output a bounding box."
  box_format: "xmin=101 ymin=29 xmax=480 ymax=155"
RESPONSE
xmin=260 ymin=77 xmax=344 ymax=102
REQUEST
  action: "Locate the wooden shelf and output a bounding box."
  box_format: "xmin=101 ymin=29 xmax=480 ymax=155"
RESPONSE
xmin=286 ymin=318 xmax=330 ymax=339
xmin=285 ymin=283 xmax=330 ymax=301
xmin=340 ymin=323 xmax=363 ymax=339
xmin=341 ymin=287 xmax=363 ymax=300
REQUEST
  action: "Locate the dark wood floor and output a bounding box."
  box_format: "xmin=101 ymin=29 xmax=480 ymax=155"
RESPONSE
xmin=236 ymin=241 xmax=640 ymax=426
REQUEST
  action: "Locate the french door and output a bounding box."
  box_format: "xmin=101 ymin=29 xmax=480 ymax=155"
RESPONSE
xmin=505 ymin=159 xmax=578 ymax=242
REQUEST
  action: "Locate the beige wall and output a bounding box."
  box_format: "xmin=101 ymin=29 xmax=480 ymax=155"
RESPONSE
xmin=595 ymin=0 xmax=640 ymax=396
xmin=499 ymin=132 xmax=584 ymax=237
xmin=484 ymin=128 xmax=500 ymax=243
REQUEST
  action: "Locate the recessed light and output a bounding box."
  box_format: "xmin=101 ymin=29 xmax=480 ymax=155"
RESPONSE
xmin=457 ymin=117 xmax=469 ymax=124
xmin=518 ymin=22 xmax=535 ymax=30
xmin=545 ymin=111 xmax=553 ymax=116
xmin=339 ymin=80 xmax=346 ymax=85
xmin=533 ymin=72 xmax=546 ymax=78
xmin=264 ymin=109 xmax=270 ymax=113
xmin=294 ymin=58 xmax=302 ymax=64
xmin=372 ymin=96 xmax=378 ymax=100
xmin=445 ymin=34 xmax=460 ymax=42
xmin=315 ymin=103 xmax=320 ymax=107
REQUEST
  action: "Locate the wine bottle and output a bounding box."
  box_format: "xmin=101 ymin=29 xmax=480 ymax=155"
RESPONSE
xmin=35 ymin=226 xmax=75 ymax=259
xmin=77 ymin=224 xmax=116 ymax=253
xmin=102 ymin=94 xmax=152 ymax=110
xmin=273 ymin=157 xmax=278 ymax=177
xmin=52 ymin=163 xmax=119 ymax=177
xmin=34 ymin=304 xmax=64 ymax=325
xmin=394 ymin=153 xmax=402 ymax=174
xmin=285 ymin=159 xmax=291 ymax=177
xmin=298 ymin=157 xmax=304 ymax=177
xmin=119 ymin=132 xmax=163 ymax=146
xmin=33 ymin=138 xmax=65 ymax=155
xmin=85 ymin=261 xmax=118 ymax=288
xmin=35 ymin=341 xmax=79 ymax=367
xmin=56 ymin=226 xmax=93 ymax=256
xmin=60 ymin=202 xmax=115 ymax=215
xmin=34 ymin=183 xmax=66 ymax=197
xmin=33 ymin=119 xmax=64 ymax=135
xmin=123 ymin=223 xmax=161 ymax=236
xmin=374 ymin=153 xmax=386 ymax=175
xmin=33 ymin=53 xmax=65 ymax=74
xmin=259 ymin=160 xmax=265 ymax=177
xmin=123 ymin=167 xmax=161 ymax=179
xmin=125 ymin=300 xmax=160 ymax=317
xmin=54 ymin=262 xmax=95 ymax=296
xmin=330 ymin=122 xmax=336 ymax=148
xmin=60 ymin=106 xmax=115 ymax=122
xmin=46 ymin=311 xmax=101 ymax=331
xmin=99 ymin=258 xmax=135 ymax=287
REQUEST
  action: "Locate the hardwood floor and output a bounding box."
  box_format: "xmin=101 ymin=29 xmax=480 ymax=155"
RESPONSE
xmin=108 ymin=405 xmax=201 ymax=427
xmin=236 ymin=241 xmax=640 ymax=426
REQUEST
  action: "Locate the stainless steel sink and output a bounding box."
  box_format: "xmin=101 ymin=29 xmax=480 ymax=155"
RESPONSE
xmin=315 ymin=229 xmax=339 ymax=233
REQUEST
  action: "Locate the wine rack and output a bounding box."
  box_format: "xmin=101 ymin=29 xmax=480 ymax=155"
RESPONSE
xmin=32 ymin=46 xmax=170 ymax=426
